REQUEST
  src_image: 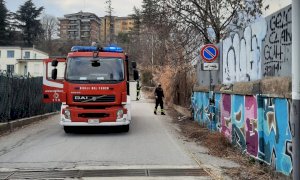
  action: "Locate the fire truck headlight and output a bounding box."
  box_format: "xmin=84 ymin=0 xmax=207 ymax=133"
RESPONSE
xmin=64 ymin=110 xmax=71 ymax=119
xmin=117 ymin=109 xmax=123 ymax=119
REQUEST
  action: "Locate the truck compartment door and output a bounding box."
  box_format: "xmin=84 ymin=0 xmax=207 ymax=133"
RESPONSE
xmin=43 ymin=58 xmax=66 ymax=103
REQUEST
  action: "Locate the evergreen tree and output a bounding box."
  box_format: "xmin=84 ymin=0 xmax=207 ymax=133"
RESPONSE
xmin=14 ymin=0 xmax=44 ymax=46
xmin=0 ymin=0 xmax=9 ymax=45
xmin=142 ymin=0 xmax=160 ymax=29
xmin=131 ymin=7 xmax=142 ymax=35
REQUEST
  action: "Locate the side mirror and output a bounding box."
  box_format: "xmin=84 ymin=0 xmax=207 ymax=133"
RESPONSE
xmin=52 ymin=59 xmax=58 ymax=67
xmin=133 ymin=69 xmax=139 ymax=80
xmin=51 ymin=69 xmax=57 ymax=80
xmin=132 ymin=61 xmax=137 ymax=69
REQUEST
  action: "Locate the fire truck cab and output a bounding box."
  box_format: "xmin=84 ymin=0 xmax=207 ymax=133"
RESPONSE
xmin=43 ymin=45 xmax=138 ymax=133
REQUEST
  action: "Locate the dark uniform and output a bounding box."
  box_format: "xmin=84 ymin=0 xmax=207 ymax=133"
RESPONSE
xmin=154 ymin=84 xmax=165 ymax=115
xmin=136 ymin=81 xmax=141 ymax=100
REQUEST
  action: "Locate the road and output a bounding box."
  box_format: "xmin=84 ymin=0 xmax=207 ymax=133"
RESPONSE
xmin=0 ymin=99 xmax=215 ymax=179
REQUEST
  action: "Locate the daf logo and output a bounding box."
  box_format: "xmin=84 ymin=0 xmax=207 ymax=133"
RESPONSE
xmin=74 ymin=96 xmax=89 ymax=100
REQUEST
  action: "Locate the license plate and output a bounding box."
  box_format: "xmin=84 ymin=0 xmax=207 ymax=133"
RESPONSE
xmin=88 ymin=119 xmax=100 ymax=124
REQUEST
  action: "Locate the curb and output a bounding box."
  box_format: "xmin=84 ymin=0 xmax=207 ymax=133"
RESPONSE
xmin=0 ymin=112 xmax=59 ymax=135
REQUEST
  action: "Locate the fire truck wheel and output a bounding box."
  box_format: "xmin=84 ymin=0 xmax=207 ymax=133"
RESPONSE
xmin=64 ymin=126 xmax=72 ymax=133
xmin=122 ymin=125 xmax=130 ymax=132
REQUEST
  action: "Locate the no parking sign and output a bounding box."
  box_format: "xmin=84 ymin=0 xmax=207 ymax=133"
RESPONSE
xmin=200 ymin=44 xmax=219 ymax=63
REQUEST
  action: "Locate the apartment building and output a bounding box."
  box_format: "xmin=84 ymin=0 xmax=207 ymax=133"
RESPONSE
xmin=58 ymin=11 xmax=101 ymax=42
xmin=100 ymin=16 xmax=134 ymax=44
xmin=0 ymin=46 xmax=49 ymax=77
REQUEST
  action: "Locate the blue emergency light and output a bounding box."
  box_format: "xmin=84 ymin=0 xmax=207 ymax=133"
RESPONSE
xmin=71 ymin=46 xmax=98 ymax=52
xmin=71 ymin=45 xmax=124 ymax=53
xmin=103 ymin=44 xmax=124 ymax=53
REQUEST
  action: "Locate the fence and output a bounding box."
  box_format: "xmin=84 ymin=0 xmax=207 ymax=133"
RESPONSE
xmin=0 ymin=71 xmax=60 ymax=122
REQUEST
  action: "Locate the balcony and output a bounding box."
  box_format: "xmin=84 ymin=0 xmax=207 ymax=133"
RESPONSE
xmin=68 ymin=29 xmax=79 ymax=32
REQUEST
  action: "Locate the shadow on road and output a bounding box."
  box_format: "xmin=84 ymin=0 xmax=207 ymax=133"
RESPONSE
xmin=63 ymin=126 xmax=129 ymax=135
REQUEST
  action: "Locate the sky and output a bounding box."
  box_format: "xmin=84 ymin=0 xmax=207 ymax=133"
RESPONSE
xmin=264 ymin=0 xmax=292 ymax=16
xmin=5 ymin=0 xmax=292 ymax=18
xmin=5 ymin=0 xmax=143 ymax=18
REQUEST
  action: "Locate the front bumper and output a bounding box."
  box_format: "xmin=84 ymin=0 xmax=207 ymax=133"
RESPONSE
xmin=60 ymin=114 xmax=130 ymax=126
xmin=60 ymin=121 xmax=130 ymax=126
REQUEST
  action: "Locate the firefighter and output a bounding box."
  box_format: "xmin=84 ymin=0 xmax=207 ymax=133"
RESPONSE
xmin=136 ymin=81 xmax=141 ymax=100
xmin=154 ymin=83 xmax=165 ymax=115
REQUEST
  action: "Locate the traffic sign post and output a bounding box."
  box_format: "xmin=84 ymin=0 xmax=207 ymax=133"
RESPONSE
xmin=199 ymin=44 xmax=220 ymax=104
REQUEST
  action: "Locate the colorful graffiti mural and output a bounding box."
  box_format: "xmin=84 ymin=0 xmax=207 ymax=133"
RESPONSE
xmin=192 ymin=92 xmax=219 ymax=131
xmin=191 ymin=92 xmax=292 ymax=175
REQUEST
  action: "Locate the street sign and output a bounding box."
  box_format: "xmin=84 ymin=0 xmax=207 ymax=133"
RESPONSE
xmin=203 ymin=63 xmax=219 ymax=71
xmin=200 ymin=44 xmax=219 ymax=63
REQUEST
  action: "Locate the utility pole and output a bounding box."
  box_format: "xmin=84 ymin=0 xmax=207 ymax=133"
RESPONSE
xmin=106 ymin=0 xmax=114 ymax=44
xmin=292 ymin=1 xmax=300 ymax=179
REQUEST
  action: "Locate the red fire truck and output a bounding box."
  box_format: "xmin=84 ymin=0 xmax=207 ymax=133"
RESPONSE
xmin=43 ymin=45 xmax=138 ymax=133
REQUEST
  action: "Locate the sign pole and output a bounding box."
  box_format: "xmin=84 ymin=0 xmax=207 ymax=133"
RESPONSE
xmin=209 ymin=70 xmax=212 ymax=91
xmin=292 ymin=0 xmax=300 ymax=179
xmin=200 ymin=44 xmax=219 ymax=132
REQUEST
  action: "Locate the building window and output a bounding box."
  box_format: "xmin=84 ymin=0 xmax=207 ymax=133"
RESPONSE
xmin=7 ymin=50 xmax=15 ymax=58
xmin=7 ymin=65 xmax=14 ymax=74
xmin=24 ymin=51 xmax=30 ymax=59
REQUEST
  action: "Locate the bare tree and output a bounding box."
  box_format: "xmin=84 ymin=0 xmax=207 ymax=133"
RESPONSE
xmin=165 ymin=0 xmax=264 ymax=43
xmin=41 ymin=14 xmax=58 ymax=42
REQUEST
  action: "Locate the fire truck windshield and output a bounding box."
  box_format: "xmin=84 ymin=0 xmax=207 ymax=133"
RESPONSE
xmin=66 ymin=57 xmax=124 ymax=83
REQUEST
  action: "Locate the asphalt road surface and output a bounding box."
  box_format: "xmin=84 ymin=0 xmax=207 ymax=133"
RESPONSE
xmin=0 ymin=99 xmax=212 ymax=179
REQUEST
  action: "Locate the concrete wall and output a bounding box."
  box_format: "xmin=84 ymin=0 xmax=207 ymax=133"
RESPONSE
xmin=196 ymin=5 xmax=292 ymax=85
xmin=191 ymin=91 xmax=292 ymax=176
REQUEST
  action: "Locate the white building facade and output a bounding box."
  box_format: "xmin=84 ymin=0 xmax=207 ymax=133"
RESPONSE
xmin=0 ymin=46 xmax=49 ymax=77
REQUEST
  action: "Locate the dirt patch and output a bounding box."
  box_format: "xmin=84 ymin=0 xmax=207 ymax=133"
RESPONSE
xmin=168 ymin=108 xmax=291 ymax=180
xmin=142 ymin=87 xmax=155 ymax=99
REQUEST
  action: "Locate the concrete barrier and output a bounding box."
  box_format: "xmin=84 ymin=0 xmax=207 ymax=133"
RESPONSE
xmin=0 ymin=112 xmax=59 ymax=135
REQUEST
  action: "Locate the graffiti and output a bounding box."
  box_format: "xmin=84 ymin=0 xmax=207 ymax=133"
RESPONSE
xmin=191 ymin=93 xmax=293 ymax=175
xmin=245 ymin=96 xmax=259 ymax=157
xmin=221 ymin=5 xmax=292 ymax=84
xmin=221 ymin=94 xmax=232 ymax=140
xmin=222 ymin=19 xmax=267 ymax=84
xmin=232 ymin=95 xmax=246 ymax=151
xmin=258 ymin=97 xmax=292 ymax=175
xmin=214 ymin=93 xmax=222 ymax=131
xmin=262 ymin=5 xmax=292 ymax=77
xmin=193 ymin=92 xmax=219 ymax=131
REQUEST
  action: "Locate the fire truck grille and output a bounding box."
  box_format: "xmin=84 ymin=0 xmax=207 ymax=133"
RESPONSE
xmin=73 ymin=95 xmax=115 ymax=103
xmin=78 ymin=113 xmax=109 ymax=118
